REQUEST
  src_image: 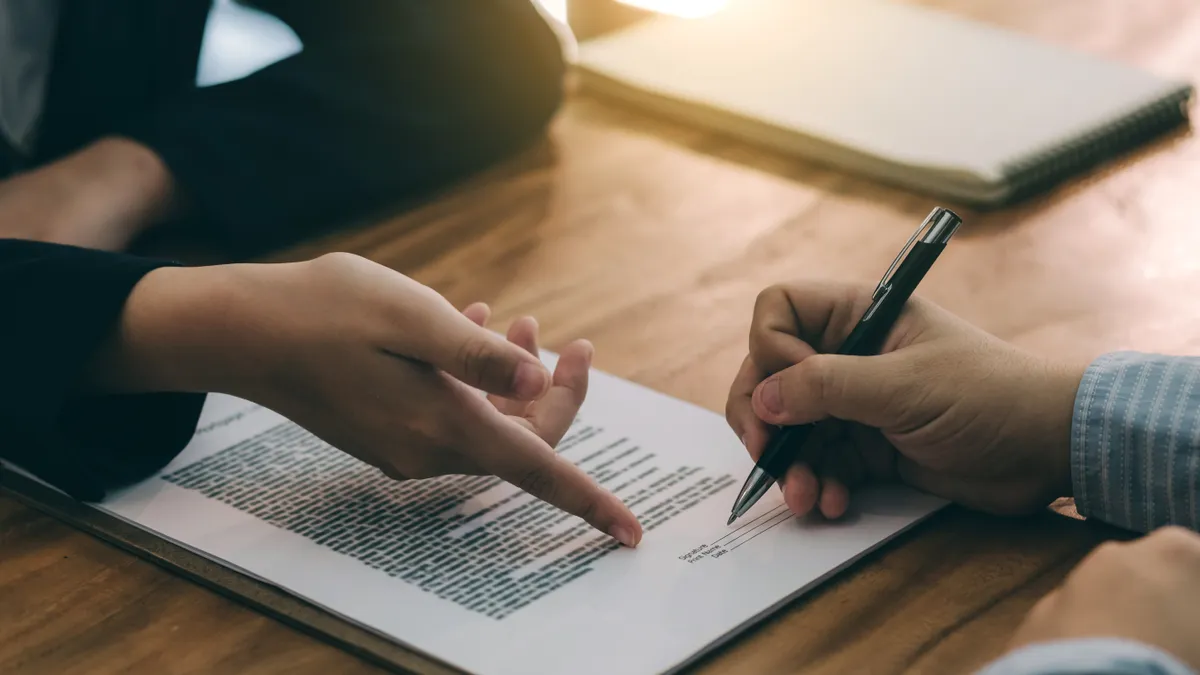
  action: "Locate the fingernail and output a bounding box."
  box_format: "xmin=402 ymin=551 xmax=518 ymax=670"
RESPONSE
xmin=609 ymin=525 xmax=636 ymax=548
xmin=513 ymin=361 xmax=549 ymax=399
xmin=759 ymin=377 xmax=783 ymax=416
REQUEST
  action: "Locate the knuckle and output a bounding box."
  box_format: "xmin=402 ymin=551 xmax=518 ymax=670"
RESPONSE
xmin=304 ymin=252 xmax=380 ymax=295
xmin=575 ymin=498 xmax=600 ymax=526
xmin=1092 ymin=540 xmax=1123 ymax=558
xmin=1154 ymin=524 xmax=1195 ymax=541
xmin=800 ymin=355 xmax=836 ymax=400
xmin=1149 ymin=525 xmax=1200 ymax=556
xmin=516 ymin=465 xmax=559 ymax=503
xmin=753 ymin=284 xmax=786 ymax=313
xmin=405 ymin=395 xmax=466 ymax=453
xmin=1084 ymin=540 xmax=1128 ymax=570
xmin=311 ymin=251 xmax=366 ymax=275
xmin=417 ymin=410 xmax=462 ymax=450
xmin=751 ymin=285 xmax=788 ymax=328
xmin=456 ymin=337 xmax=510 ymax=387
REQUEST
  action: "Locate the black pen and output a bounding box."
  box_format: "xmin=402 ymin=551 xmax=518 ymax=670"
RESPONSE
xmin=727 ymin=207 xmax=962 ymax=525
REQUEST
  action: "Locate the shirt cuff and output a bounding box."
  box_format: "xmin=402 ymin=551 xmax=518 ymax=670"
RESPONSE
xmin=1070 ymin=351 xmax=1200 ymax=532
xmin=976 ymin=638 xmax=1196 ymax=675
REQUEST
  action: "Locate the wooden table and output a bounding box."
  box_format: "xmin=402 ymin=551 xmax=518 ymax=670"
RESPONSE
xmin=5 ymin=1 xmax=1200 ymax=672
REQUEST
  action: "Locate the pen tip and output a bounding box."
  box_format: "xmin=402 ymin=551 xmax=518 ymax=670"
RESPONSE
xmin=726 ymin=514 xmax=737 ymax=526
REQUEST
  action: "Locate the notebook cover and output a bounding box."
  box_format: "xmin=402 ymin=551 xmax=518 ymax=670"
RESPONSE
xmin=574 ymin=0 xmax=1193 ymax=206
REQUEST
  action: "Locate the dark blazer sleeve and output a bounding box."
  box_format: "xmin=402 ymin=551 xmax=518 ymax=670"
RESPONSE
xmin=0 ymin=239 xmax=205 ymax=500
xmin=122 ymin=0 xmax=566 ymax=256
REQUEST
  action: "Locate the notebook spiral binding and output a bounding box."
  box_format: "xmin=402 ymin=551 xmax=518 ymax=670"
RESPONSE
xmin=999 ymin=85 xmax=1194 ymax=204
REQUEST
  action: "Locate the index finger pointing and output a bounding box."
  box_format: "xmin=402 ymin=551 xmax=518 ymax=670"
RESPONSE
xmin=464 ymin=404 xmax=643 ymax=547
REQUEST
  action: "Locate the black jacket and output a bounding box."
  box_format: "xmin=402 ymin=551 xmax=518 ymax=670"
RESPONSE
xmin=0 ymin=1 xmax=565 ymax=498
xmin=0 ymin=241 xmax=203 ymax=499
xmin=20 ymin=0 xmax=565 ymax=256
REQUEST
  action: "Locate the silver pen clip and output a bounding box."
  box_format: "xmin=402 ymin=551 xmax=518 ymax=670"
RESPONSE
xmin=872 ymin=207 xmax=962 ymax=301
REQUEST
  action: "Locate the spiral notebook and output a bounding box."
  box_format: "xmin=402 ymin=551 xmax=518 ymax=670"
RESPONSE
xmin=574 ymin=0 xmax=1194 ymax=206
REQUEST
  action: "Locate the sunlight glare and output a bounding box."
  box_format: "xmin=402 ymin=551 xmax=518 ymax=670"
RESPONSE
xmin=616 ymin=0 xmax=728 ymax=18
xmin=537 ymin=0 xmax=568 ymax=23
xmin=534 ymin=0 xmax=728 ymax=22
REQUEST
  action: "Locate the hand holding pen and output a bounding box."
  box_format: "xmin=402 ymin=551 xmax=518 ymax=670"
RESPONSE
xmin=726 ymin=208 xmax=961 ymax=523
xmin=725 ymin=208 xmax=1084 ymax=521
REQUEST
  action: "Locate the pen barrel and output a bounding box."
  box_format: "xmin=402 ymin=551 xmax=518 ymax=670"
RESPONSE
xmin=887 ymin=241 xmax=944 ymax=300
xmin=839 ymin=241 xmax=945 ymax=356
xmin=760 ymin=424 xmax=814 ymax=479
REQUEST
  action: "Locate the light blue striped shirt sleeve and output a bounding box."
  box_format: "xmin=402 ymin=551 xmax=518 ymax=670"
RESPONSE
xmin=1072 ymin=352 xmax=1200 ymax=533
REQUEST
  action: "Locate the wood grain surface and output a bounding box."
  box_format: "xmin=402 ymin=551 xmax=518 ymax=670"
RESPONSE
xmin=5 ymin=1 xmax=1200 ymax=673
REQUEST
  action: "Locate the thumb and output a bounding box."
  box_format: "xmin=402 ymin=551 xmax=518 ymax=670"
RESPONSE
xmin=751 ymin=353 xmax=908 ymax=428
xmin=400 ymin=303 xmax=550 ymax=401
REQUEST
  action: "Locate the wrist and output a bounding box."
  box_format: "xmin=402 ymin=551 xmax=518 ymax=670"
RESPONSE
xmin=1034 ymin=358 xmax=1087 ymax=501
xmin=87 ymin=263 xmax=263 ymax=395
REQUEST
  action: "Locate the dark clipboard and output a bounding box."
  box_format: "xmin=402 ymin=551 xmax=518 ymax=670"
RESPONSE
xmin=0 ymin=466 xmax=465 ymax=675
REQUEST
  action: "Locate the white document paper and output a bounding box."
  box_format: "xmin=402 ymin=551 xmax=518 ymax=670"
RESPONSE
xmin=61 ymin=357 xmax=944 ymax=674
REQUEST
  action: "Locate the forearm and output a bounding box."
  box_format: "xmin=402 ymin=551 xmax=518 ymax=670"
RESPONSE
xmin=86 ymin=264 xmax=251 ymax=395
xmin=1071 ymin=352 xmax=1200 ymax=533
xmin=85 ymin=260 xmax=310 ymax=401
xmin=0 ymin=137 xmax=176 ymax=250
